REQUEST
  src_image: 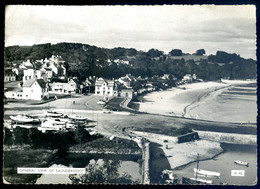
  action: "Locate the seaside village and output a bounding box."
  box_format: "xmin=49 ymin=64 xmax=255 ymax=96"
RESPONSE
xmin=3 ymin=55 xmax=220 ymax=185
xmin=5 ymin=55 xmax=186 ymax=131
xmin=4 ymin=55 xmax=254 ymax=185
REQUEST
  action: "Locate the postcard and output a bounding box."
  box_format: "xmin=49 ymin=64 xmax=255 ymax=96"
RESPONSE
xmin=3 ymin=4 xmax=257 ymax=185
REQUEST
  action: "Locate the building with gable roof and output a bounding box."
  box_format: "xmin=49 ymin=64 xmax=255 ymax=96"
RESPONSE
xmin=4 ymin=81 xmax=23 ymax=99
xmin=49 ymin=77 xmax=80 ymax=94
xmin=23 ymin=68 xmax=36 ymax=83
xmin=42 ymin=55 xmax=66 ymax=79
xmin=4 ymin=69 xmax=16 ymax=82
xmin=95 ymin=78 xmax=117 ymax=96
xmin=19 ymin=59 xmax=34 ymax=69
xmin=23 ymin=79 xmax=49 ymax=100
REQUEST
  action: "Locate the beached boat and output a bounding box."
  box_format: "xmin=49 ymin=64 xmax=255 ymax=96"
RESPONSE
xmin=234 ymin=160 xmax=249 ymax=166
xmin=41 ymin=119 xmax=66 ymax=129
xmin=44 ymin=110 xmax=63 ymax=117
xmin=194 ymin=168 xmax=220 ymax=177
xmin=10 ymin=114 xmax=40 ymax=123
xmin=190 ymin=177 xmax=212 ymax=184
xmin=67 ymin=114 xmax=87 ymax=121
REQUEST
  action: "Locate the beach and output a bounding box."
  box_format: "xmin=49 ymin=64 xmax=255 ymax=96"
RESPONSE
xmin=137 ymin=81 xmax=257 ymax=123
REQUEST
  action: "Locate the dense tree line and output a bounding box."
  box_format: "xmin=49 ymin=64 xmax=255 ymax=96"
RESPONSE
xmin=4 ymin=127 xmax=100 ymax=152
xmin=4 ymin=43 xmax=256 ymax=81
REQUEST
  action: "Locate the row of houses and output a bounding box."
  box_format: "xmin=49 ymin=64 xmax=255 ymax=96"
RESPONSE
xmin=5 ymin=55 xmax=66 ymax=83
xmin=4 ymin=73 xmax=136 ymax=101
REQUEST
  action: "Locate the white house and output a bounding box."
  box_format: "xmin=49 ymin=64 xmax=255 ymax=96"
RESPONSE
xmin=95 ymin=78 xmax=116 ymax=96
xmin=181 ymin=74 xmax=197 ymax=83
xmin=23 ymin=79 xmax=49 ymax=101
xmin=50 ymin=78 xmax=80 ymax=94
xmin=5 ymin=87 xmax=23 ymax=99
xmin=118 ymin=77 xmax=131 ymax=88
xmin=42 ymin=55 xmax=66 ymax=78
xmin=35 ymin=68 xmax=48 ymax=82
xmin=4 ymin=81 xmax=23 ymax=99
xmin=4 ymin=69 xmax=16 ymax=82
xmin=67 ymin=78 xmax=80 ymax=93
xmin=50 ymin=82 xmax=68 ymax=93
xmin=23 ymin=68 xmax=36 ymax=83
xmin=44 ymin=67 xmax=53 ymax=80
xmin=19 ymin=59 xmax=34 ymax=69
xmin=120 ymin=88 xmax=134 ymax=99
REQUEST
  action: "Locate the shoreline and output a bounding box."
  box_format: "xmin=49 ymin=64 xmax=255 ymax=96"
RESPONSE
xmin=134 ymin=81 xmax=256 ymax=123
xmin=135 ymin=81 xmax=230 ymax=117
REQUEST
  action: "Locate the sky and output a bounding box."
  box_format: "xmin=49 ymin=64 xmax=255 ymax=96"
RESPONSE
xmin=5 ymin=5 xmax=256 ymax=59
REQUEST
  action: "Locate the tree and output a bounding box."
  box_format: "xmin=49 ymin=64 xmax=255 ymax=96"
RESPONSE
xmin=147 ymin=49 xmax=164 ymax=57
xmin=69 ymin=159 xmax=136 ymax=184
xmin=169 ymin=49 xmax=183 ymax=56
xmin=195 ymin=49 xmax=206 ymax=55
xmin=4 ymin=128 xmax=13 ymax=145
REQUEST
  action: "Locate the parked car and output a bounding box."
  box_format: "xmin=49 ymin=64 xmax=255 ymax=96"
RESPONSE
xmin=97 ymin=100 xmax=106 ymax=105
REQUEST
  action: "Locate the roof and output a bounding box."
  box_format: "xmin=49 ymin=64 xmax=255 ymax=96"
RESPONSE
xmin=120 ymin=77 xmax=131 ymax=82
xmin=69 ymin=78 xmax=80 ymax=85
xmin=5 ymin=69 xmax=16 ymax=75
xmin=5 ymin=87 xmax=23 ymax=92
xmin=4 ymin=81 xmax=21 ymax=88
xmin=107 ymin=80 xmax=114 ymax=87
xmin=23 ymin=79 xmax=35 ymax=88
xmin=37 ymin=79 xmax=47 ymax=88
xmin=23 ymin=79 xmax=47 ymax=88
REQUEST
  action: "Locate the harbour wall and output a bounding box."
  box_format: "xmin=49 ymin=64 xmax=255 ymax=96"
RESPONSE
xmin=196 ymin=130 xmax=257 ymax=145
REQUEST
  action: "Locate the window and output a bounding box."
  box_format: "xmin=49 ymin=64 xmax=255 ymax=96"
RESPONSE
xmin=12 ymin=94 xmax=14 ymax=96
xmin=31 ymin=89 xmax=33 ymax=92
xmin=97 ymin=91 xmax=100 ymax=94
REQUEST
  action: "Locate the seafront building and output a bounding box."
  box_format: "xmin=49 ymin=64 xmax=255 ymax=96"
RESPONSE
xmin=23 ymin=79 xmax=49 ymax=101
xmin=49 ymin=78 xmax=80 ymax=94
xmin=95 ymin=78 xmax=117 ymax=96
xmin=5 ymin=79 xmax=49 ymax=101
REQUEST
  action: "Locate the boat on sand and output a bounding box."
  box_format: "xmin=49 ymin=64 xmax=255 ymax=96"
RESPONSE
xmin=194 ymin=168 xmax=220 ymax=177
xmin=234 ymin=160 xmax=249 ymax=166
xmin=67 ymin=114 xmax=87 ymax=121
xmin=10 ymin=114 xmax=40 ymax=123
xmin=44 ymin=110 xmax=63 ymax=117
xmin=189 ymin=177 xmax=212 ymax=184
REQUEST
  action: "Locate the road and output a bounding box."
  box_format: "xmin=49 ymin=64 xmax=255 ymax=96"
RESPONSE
xmin=4 ymin=94 xmax=256 ymax=136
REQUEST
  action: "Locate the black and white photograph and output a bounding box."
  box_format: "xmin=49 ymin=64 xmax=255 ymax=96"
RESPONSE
xmin=3 ymin=4 xmax=257 ymax=185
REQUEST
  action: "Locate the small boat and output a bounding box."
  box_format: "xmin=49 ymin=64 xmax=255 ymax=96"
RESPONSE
xmin=234 ymin=160 xmax=249 ymax=166
xmin=190 ymin=177 xmax=212 ymax=184
xmin=44 ymin=110 xmax=63 ymax=117
xmin=41 ymin=119 xmax=66 ymax=129
xmin=194 ymin=168 xmax=220 ymax=177
xmin=67 ymin=114 xmax=87 ymax=121
xmin=10 ymin=114 xmax=40 ymax=123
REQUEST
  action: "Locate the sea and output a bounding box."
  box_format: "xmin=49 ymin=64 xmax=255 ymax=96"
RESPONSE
xmin=174 ymin=82 xmax=257 ymax=185
xmin=174 ymin=143 xmax=257 ymax=185
xmin=186 ymin=82 xmax=257 ymax=123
